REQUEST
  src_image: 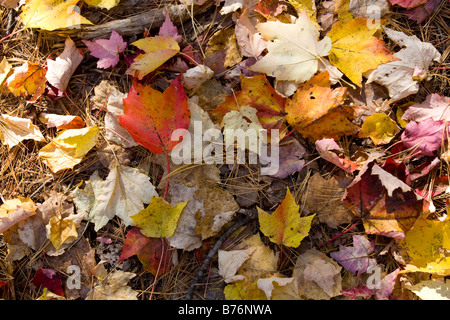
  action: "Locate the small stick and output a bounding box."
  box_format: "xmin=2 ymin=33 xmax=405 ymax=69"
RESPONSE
xmin=184 ymin=213 xmax=253 ymax=300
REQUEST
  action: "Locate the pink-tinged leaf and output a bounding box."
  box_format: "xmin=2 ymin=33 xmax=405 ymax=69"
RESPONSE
xmin=260 ymin=136 xmax=306 ymax=178
xmin=341 ymin=285 xmax=376 ymax=300
xmin=389 ymin=0 xmax=427 ymax=8
xmin=83 ymin=30 xmax=127 ymax=69
xmin=409 ymin=157 xmax=440 ymax=181
xmin=158 ymin=12 xmax=182 ymax=42
xmin=402 ymin=93 xmax=450 ymax=122
xmin=46 ymin=37 xmax=83 ymax=94
xmin=403 ymin=0 xmax=443 ymax=23
xmin=31 ymin=269 xmax=64 ymax=296
xmin=0 ymin=281 xmax=8 ymax=289
xmin=235 ymin=11 xmax=267 ymax=58
xmin=375 ymin=268 xmax=401 ymax=300
xmin=330 ymin=235 xmax=377 ymax=275
xmin=315 ymin=138 xmax=358 ymax=172
xmin=401 ymin=118 xmax=447 ymax=157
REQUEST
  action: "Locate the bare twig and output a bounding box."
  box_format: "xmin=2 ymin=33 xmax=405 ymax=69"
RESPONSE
xmin=53 ymin=2 xmax=214 ymax=40
xmin=184 ymin=213 xmax=254 ymax=300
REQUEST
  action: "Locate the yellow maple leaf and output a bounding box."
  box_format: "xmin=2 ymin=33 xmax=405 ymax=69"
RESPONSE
xmin=48 ymin=215 xmax=79 ymax=250
xmin=20 ymin=0 xmax=93 ymax=31
xmin=38 ymin=126 xmax=100 ymax=173
xmin=400 ymin=216 xmax=450 ymax=276
xmin=258 ymin=188 xmax=315 ymax=247
xmin=358 ymin=113 xmax=400 ymax=145
xmin=126 ymin=36 xmax=180 ymax=80
xmin=131 ymin=197 xmax=188 ymax=238
xmin=327 ymin=17 xmax=398 ymax=86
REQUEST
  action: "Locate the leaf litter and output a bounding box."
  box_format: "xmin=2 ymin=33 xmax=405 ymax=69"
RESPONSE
xmin=0 ymin=0 xmax=449 ymax=301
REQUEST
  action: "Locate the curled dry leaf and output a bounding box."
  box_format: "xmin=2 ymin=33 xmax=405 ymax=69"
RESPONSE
xmin=72 ymin=164 xmax=158 ymax=231
xmin=0 ymin=114 xmax=45 ymax=149
xmin=46 ymin=37 xmax=83 ymax=94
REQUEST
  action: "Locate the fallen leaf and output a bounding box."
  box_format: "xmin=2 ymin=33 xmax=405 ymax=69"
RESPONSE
xmin=158 ymin=12 xmax=182 ymax=42
xmin=349 ymin=0 xmax=390 ymax=18
xmin=293 ymin=248 xmax=342 ymax=299
xmin=0 ymin=114 xmax=45 ymax=149
xmin=302 ymin=172 xmax=354 ymax=229
xmin=341 ymin=285 xmax=376 ymax=300
xmin=285 ymin=71 xmax=358 ymax=141
xmin=39 ymin=113 xmax=85 ymax=130
xmin=403 ymin=0 xmax=443 ymax=23
xmin=260 ymin=136 xmax=306 ymax=179
xmin=343 ymin=161 xmax=423 ymax=238
xmin=83 ymin=30 xmax=127 ymax=69
xmin=117 ymin=77 xmax=190 ymax=154
xmin=400 ymin=118 xmax=446 ymax=157
xmin=0 ymin=197 xmax=37 ymax=234
xmin=220 ymin=0 xmax=244 ymax=15
xmin=205 ymin=27 xmax=242 ymax=68
xmin=5 ymin=62 xmax=46 ymax=102
xmin=38 ymin=126 xmax=100 ymax=173
xmin=46 ymin=37 xmax=83 ymax=94
xmin=327 ymin=17 xmax=398 ymax=86
xmin=118 ymin=227 xmax=173 ymax=276
xmin=131 ymin=197 xmax=188 ymax=238
xmin=0 ymin=0 xmax=23 ymax=9
xmin=222 ymin=105 xmax=265 ymax=153
xmin=330 ymin=235 xmax=377 ymax=275
xmin=31 ymin=269 xmax=64 ymax=297
xmin=37 ymin=288 xmax=66 ymax=300
xmin=257 ymin=188 xmax=315 ymax=247
xmin=86 ymin=270 xmax=138 ymax=300
xmin=181 ymin=65 xmax=214 ymax=92
xmin=47 ymin=212 xmax=83 ymax=250
xmin=407 ymin=279 xmax=450 ymax=300
xmin=389 ymin=0 xmax=426 ymax=8
xmin=400 ymin=216 xmax=450 ymax=275
xmin=235 ymin=11 xmax=267 ymax=58
xmin=126 ymin=36 xmax=180 ymax=79
xmin=375 ymin=268 xmax=400 ymax=300
xmin=257 ymin=276 xmax=296 ymax=300
xmin=84 ymin=0 xmax=120 ymax=9
xmin=164 ymin=164 xmax=238 ymax=250
xmin=212 ymin=74 xmax=287 ymax=134
xmin=402 ymin=93 xmax=450 ymax=123
xmin=358 ymin=113 xmax=400 ymax=145
xmin=45 ymin=237 xmax=95 ymax=299
xmin=72 ymin=164 xmax=158 ymax=231
xmin=218 ymin=248 xmax=254 ymax=283
xmin=315 ymin=138 xmax=359 ymax=172
xmin=20 ymin=0 xmax=93 ymax=31
xmin=249 ymin=11 xmax=331 ymax=82
xmin=92 ymin=80 xmax=137 ymax=148
xmin=366 ymin=28 xmax=441 ymax=101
